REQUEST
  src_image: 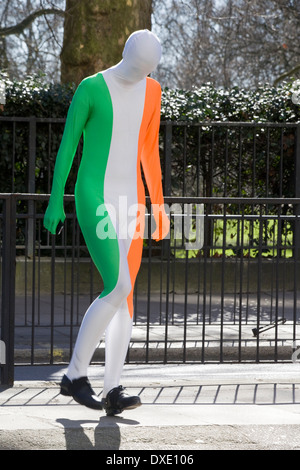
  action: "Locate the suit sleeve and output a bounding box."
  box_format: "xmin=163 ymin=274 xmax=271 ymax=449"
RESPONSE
xmin=141 ymin=85 xmax=170 ymax=241
xmin=44 ymin=80 xmax=90 ymax=234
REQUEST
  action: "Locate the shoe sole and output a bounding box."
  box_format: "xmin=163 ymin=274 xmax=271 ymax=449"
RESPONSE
xmin=105 ymin=401 xmax=142 ymax=416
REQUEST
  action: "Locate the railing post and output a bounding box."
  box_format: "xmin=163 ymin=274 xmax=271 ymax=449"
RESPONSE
xmin=28 ymin=117 xmax=37 ymax=194
xmin=1 ymin=195 xmax=16 ymax=386
xmin=161 ymin=123 xmax=172 ymax=259
xmin=294 ymin=124 xmax=300 ymax=259
xmin=293 ymin=124 xmax=300 ymax=356
xmin=295 ymin=124 xmax=300 ymax=199
xmin=28 ymin=117 xmax=36 ymax=258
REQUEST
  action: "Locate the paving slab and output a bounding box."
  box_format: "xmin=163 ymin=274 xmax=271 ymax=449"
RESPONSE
xmin=1 ymin=363 xmax=300 ymax=451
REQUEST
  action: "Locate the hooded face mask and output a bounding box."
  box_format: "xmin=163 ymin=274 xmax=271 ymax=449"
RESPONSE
xmin=112 ymin=29 xmax=162 ymax=84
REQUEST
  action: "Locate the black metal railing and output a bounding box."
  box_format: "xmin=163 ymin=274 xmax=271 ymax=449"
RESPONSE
xmin=1 ymin=117 xmax=299 ymax=198
xmin=1 ymin=118 xmax=300 ymax=385
xmin=1 ymin=193 xmax=300 ymax=385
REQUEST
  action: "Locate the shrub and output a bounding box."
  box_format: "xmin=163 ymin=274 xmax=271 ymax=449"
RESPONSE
xmin=161 ymin=81 xmax=300 ymax=123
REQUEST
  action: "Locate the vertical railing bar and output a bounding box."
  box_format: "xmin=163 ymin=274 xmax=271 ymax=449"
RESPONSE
xmin=1 ymin=195 xmax=16 ymax=385
xmin=201 ymin=225 xmax=207 ymax=362
xmin=183 ymin=126 xmax=187 ymax=197
xmin=224 ymin=128 xmax=229 ymax=197
xmin=293 ymin=205 xmax=300 ymax=354
xmin=146 ymin=210 xmax=152 ymax=363
xmin=256 ymin=204 xmax=264 ymax=362
xmin=266 ymin=127 xmax=270 ymax=197
xmin=164 ymin=238 xmax=170 ymax=364
xmin=238 ymin=205 xmax=245 ymax=362
xmin=220 ymin=203 xmax=226 ymax=363
xmin=238 ymin=126 xmax=242 ymax=197
xmin=208 ymin=211 xmax=214 ymax=325
xmin=24 ymin=209 xmax=28 ymax=327
xmin=233 ymin=203 xmax=240 ymax=324
xmin=47 ymin=123 xmax=52 ymax=194
xmin=197 ymin=127 xmax=201 ymax=196
xmin=30 ymin=200 xmax=36 ymax=365
xmin=171 ymin=225 xmax=176 ymax=324
xmin=37 ymin=215 xmax=41 ymax=326
xmin=201 ymin=205 xmax=208 ymax=355
xmin=50 ymin=232 xmax=55 ymax=364
xmin=268 ymin=207 xmax=274 ymax=325
xmin=293 ymin=125 xmax=300 ymax=354
xmin=28 ymin=118 xmax=36 ymax=258
xmin=196 ymin=236 xmax=201 ymax=325
xmin=11 ymin=196 xmax=17 ymax=380
xmin=163 ymin=236 xmax=171 ymax=364
xmin=281 ymin=216 xmax=287 ymax=322
xmin=210 ymin=127 xmax=215 ymax=197
xmin=69 ymin=207 xmax=76 ymax=360
xmin=280 ymin=128 xmax=284 ymax=197
xmin=274 ymin=204 xmax=281 ymax=362
xmin=12 ymin=122 xmax=16 ymax=193
xmin=252 ymin=127 xmax=256 ymax=197
xmin=133 ymin=273 xmax=138 ymax=326
xmin=183 ymin=247 xmax=188 ymax=363
xmin=159 ymin=239 xmax=163 ymax=325
xmin=63 ymin=217 xmax=67 ymax=326
xmin=76 ymin=217 xmax=80 ymax=326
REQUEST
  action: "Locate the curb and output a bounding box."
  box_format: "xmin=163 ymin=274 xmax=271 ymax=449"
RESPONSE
xmin=14 ymin=345 xmax=294 ymax=364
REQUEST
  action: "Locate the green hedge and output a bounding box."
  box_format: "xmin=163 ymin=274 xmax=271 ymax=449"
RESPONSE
xmin=1 ymin=72 xmax=299 ymax=122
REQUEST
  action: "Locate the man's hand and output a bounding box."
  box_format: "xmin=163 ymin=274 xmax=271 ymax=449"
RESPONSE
xmin=44 ymin=200 xmax=66 ymax=235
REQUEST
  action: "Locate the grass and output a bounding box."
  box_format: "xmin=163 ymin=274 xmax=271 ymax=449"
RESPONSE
xmin=171 ymin=217 xmax=294 ymax=259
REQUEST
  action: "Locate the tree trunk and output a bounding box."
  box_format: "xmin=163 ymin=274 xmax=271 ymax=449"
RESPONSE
xmin=60 ymin=0 xmax=152 ymax=85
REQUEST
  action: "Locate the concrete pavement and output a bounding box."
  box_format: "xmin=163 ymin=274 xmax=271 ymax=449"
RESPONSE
xmin=5 ymin=291 xmax=300 ymax=451
xmin=13 ymin=291 xmax=300 ymax=364
xmin=1 ymin=362 xmax=300 ymax=450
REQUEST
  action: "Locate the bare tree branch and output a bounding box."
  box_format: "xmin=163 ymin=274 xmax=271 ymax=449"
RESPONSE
xmin=273 ymin=63 xmax=300 ymax=86
xmin=0 ymin=8 xmax=64 ymax=37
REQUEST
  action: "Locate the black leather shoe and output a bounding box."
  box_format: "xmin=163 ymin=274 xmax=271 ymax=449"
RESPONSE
xmin=60 ymin=374 xmax=72 ymax=396
xmin=60 ymin=374 xmax=103 ymax=410
xmin=103 ymin=385 xmax=141 ymax=416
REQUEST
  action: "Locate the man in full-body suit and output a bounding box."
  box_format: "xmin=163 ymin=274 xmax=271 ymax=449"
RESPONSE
xmin=44 ymin=30 xmax=169 ymax=416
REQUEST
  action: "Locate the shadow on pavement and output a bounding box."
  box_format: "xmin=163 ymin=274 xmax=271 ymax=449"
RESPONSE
xmin=56 ymin=416 xmax=140 ymax=450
